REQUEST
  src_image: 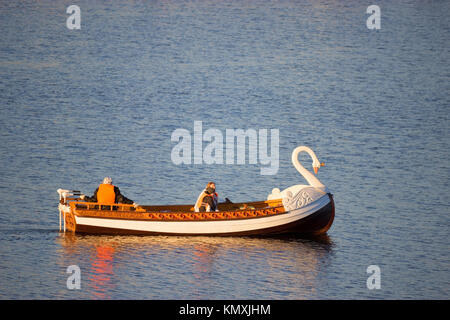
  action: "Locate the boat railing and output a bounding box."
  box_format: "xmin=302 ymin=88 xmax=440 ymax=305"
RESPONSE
xmin=70 ymin=202 xmax=138 ymax=212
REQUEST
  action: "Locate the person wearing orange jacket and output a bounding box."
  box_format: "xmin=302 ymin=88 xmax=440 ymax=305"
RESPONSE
xmin=81 ymin=177 xmax=137 ymax=207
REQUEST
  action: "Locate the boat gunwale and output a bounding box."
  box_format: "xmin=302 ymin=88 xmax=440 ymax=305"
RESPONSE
xmin=70 ymin=201 xmax=287 ymax=222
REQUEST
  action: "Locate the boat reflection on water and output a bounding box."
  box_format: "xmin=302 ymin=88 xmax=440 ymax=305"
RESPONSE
xmin=90 ymin=245 xmax=116 ymax=299
xmin=58 ymin=235 xmax=118 ymax=299
xmin=57 ymin=234 xmax=333 ymax=299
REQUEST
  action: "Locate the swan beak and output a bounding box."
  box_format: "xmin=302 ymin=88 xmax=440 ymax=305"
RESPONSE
xmin=313 ymin=167 xmax=319 ymax=174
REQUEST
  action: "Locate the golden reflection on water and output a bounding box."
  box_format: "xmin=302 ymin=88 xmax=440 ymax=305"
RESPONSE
xmin=89 ymin=245 xmax=116 ymax=299
xmin=57 ymin=234 xmax=333 ymax=299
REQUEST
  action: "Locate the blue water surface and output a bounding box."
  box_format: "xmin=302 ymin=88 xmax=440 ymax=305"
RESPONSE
xmin=0 ymin=0 xmax=449 ymax=299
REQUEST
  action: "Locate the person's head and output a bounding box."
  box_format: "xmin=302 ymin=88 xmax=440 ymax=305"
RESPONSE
xmin=206 ymin=181 xmax=216 ymax=194
xmin=102 ymin=177 xmax=113 ymax=185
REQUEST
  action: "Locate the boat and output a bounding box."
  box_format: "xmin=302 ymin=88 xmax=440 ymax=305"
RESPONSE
xmin=57 ymin=146 xmax=334 ymax=236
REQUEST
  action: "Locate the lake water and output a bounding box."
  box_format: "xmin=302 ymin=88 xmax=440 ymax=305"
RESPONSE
xmin=0 ymin=0 xmax=449 ymax=299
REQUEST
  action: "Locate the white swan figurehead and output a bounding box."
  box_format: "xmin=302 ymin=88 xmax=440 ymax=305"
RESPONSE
xmin=291 ymin=146 xmax=326 ymax=190
xmin=268 ymin=146 xmax=329 ymax=204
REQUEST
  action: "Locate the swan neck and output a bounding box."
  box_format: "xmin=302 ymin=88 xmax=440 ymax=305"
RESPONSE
xmin=292 ymin=146 xmax=325 ymax=189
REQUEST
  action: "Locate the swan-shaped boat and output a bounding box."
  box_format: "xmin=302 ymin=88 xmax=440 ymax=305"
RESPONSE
xmin=57 ymin=146 xmax=334 ymax=236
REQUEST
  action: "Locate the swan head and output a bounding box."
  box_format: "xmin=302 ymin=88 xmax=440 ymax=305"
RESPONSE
xmin=312 ymin=162 xmax=325 ymax=174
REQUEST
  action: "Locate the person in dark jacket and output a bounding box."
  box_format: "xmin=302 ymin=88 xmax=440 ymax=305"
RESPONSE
xmin=81 ymin=177 xmax=136 ymax=206
xmin=194 ymin=181 xmax=219 ymax=212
